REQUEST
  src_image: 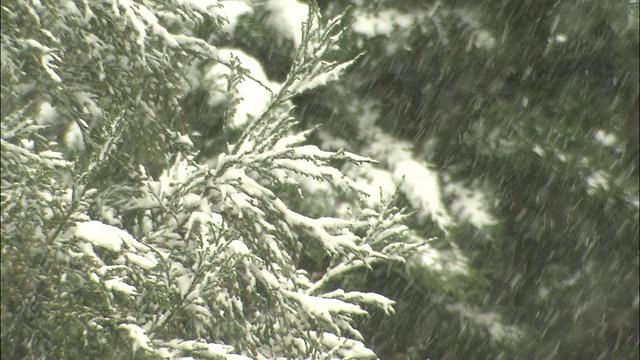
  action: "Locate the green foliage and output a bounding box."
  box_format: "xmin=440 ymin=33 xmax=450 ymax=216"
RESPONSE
xmin=305 ymin=0 xmax=638 ymax=358
xmin=1 ymin=1 xmax=419 ymax=358
xmin=3 ymin=0 xmax=637 ymax=358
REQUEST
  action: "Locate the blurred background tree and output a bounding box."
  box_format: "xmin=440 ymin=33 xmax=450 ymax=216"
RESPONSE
xmin=3 ymin=0 xmax=637 ymax=358
xmin=217 ymin=0 xmax=638 ymax=358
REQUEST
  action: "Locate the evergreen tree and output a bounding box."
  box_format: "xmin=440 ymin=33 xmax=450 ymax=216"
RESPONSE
xmin=3 ymin=0 xmax=638 ymax=359
xmin=295 ymin=0 xmax=636 ymax=358
xmin=1 ymin=1 xmax=424 ymax=358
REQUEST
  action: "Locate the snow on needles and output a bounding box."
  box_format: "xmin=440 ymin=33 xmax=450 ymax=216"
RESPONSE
xmin=362 ymin=129 xmax=453 ymax=231
xmin=394 ymin=159 xmax=453 ymax=231
xmin=199 ymin=49 xmax=278 ymax=129
xmin=119 ymin=324 xmax=152 ymax=353
xmin=75 ymin=220 xmax=132 ymax=252
xmin=75 ymin=221 xmax=158 ymax=269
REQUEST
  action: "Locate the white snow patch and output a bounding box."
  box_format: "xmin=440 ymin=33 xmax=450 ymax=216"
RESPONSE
xmin=586 ymin=170 xmax=610 ymax=194
xmin=175 ymin=134 xmax=194 ymax=147
xmin=554 ymin=33 xmax=568 ymax=44
xmin=594 ymin=129 xmax=618 ymax=147
xmin=455 ymin=9 xmax=497 ymax=50
xmin=204 ymin=49 xmax=278 ymax=129
xmin=322 ymin=289 xmax=395 ymax=315
xmin=182 ymin=193 xmax=203 ymax=209
xmin=20 ymin=138 xmax=34 ymax=150
xmin=265 ymin=0 xmax=310 ymax=48
xmin=317 ymin=130 xmax=351 ymax=151
xmin=36 ymin=102 xmax=58 ymax=125
xmin=64 ymin=0 xmax=80 ymax=15
xmin=290 ymin=60 xmax=356 ymax=95
xmin=346 ymin=163 xmax=396 ymax=208
xmin=470 ymin=29 xmax=496 ymax=50
xmin=408 ymin=244 xmax=469 ymax=277
xmin=159 ymin=339 xmax=244 ymax=358
xmin=318 ymin=332 xmax=376 ymax=358
xmin=175 ymin=0 xmax=219 ymax=14
xmin=217 ymin=1 xmax=253 ymax=33
xmin=353 ymin=107 xmax=454 ymax=230
xmin=532 ymin=143 xmax=545 ymax=157
xmin=285 ymin=290 xmax=366 ymax=323
xmin=394 ymin=160 xmax=452 ymax=230
xmin=273 ymin=130 xmax=311 ymax=150
xmin=352 ymin=9 xmax=416 ymax=37
xmin=64 ymin=121 xmax=84 ymax=150
xmin=538 ymin=286 xmax=549 ymax=299
xmin=228 ymin=240 xmax=251 ymax=256
xmin=445 ymin=182 xmax=498 ymax=229
xmin=125 ymin=252 xmax=158 ymax=269
xmin=75 ymin=221 xmax=135 ymax=252
xmin=104 ymin=277 xmax=138 ymax=295
xmin=259 ymin=268 xmax=280 ymax=288
xmin=119 ymin=324 xmax=152 ymax=352
xmin=446 ymin=303 xmax=523 ymax=343
xmin=176 ymin=272 xmax=194 ymax=298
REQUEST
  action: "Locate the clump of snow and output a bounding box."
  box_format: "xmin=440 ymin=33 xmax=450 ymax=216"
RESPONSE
xmin=554 ymin=149 xmax=568 ymax=162
xmin=346 ymin=100 xmax=454 ymax=231
xmin=175 ymin=134 xmax=194 ymax=147
xmin=105 ymin=277 xmax=138 ymax=295
xmin=265 ymin=0 xmax=310 ymax=48
xmin=119 ymin=324 xmax=152 ymax=352
xmin=285 ymin=291 xmax=367 ymax=322
xmin=127 ymin=156 xmax=201 ymax=210
xmin=321 ymin=289 xmax=395 ymax=315
xmin=216 ymin=1 xmax=253 ymax=33
xmin=176 ymin=272 xmax=194 ymax=298
xmin=202 ymin=48 xmax=278 ymax=129
xmin=73 ymin=91 xmax=102 ymax=117
xmin=22 ymin=38 xmax=63 ymax=83
xmin=554 ymin=33 xmax=568 ymax=44
xmin=156 ymin=339 xmax=247 ymax=359
xmin=75 ymin=220 xmax=133 ymax=252
xmin=445 ymin=181 xmax=498 ymax=229
xmin=36 ymin=102 xmax=58 ymax=125
xmin=64 ymin=121 xmax=84 ymax=149
xmin=290 ymin=60 xmax=356 ymax=95
xmin=317 ymin=332 xmax=377 ymax=359
xmin=352 ymin=9 xmax=417 ymax=37
xmin=273 ymin=129 xmax=312 ymax=150
xmin=125 ymin=252 xmax=158 ymax=269
xmin=75 ymin=221 xmax=157 ymax=269
xmin=346 ymin=163 xmax=396 ymax=208
xmin=394 ymin=159 xmax=452 ymax=231
xmin=454 ymin=9 xmax=497 ymax=50
xmin=182 ymin=193 xmax=202 ymax=209
xmin=594 ymin=129 xmax=618 ymax=147
xmin=586 ymin=170 xmax=610 ymax=194
xmin=538 ymin=286 xmax=550 ymax=299
xmin=532 ymin=143 xmax=545 ymax=157
xmin=407 ymin=243 xmax=469 ymax=277
xmin=446 ymin=303 xmax=523 ymax=343
xmin=228 ymin=240 xmax=251 ymax=256
xmin=285 ymin=290 xmax=366 ymax=335
xmin=469 ymin=29 xmax=496 ymax=50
